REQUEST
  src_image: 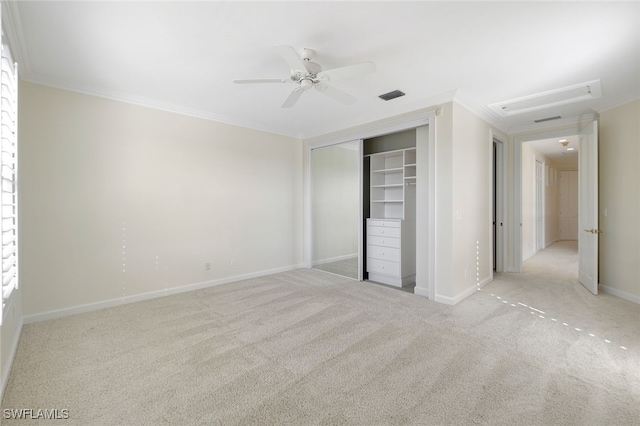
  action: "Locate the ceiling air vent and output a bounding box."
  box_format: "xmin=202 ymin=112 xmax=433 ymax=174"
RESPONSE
xmin=534 ymin=116 xmax=562 ymax=123
xmin=488 ymin=80 xmax=601 ymax=117
xmin=379 ymin=90 xmax=405 ymax=101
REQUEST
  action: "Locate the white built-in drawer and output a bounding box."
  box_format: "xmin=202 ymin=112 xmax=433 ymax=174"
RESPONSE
xmin=367 ymin=245 xmax=400 ymax=262
xmin=367 ymin=258 xmax=400 ymax=277
xmin=367 ymin=226 xmax=401 ymax=238
xmin=367 ymin=235 xmax=401 ymax=248
xmin=367 ymin=219 xmax=400 ymax=228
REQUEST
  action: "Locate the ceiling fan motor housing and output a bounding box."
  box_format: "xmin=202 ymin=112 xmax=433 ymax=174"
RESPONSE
xmin=300 ymin=79 xmax=314 ymax=90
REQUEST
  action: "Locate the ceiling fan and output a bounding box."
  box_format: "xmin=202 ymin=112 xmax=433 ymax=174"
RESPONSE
xmin=233 ymin=45 xmax=376 ymax=108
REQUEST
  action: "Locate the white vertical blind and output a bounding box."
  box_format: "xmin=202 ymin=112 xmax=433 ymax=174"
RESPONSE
xmin=1 ymin=31 xmax=18 ymax=315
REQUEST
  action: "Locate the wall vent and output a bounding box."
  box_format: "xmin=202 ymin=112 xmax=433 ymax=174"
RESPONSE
xmin=379 ymin=90 xmax=405 ymax=101
xmin=488 ymin=80 xmax=601 ymax=117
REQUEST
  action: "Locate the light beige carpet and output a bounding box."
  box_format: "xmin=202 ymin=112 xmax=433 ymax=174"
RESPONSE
xmin=2 ymin=242 xmax=639 ymax=425
xmin=313 ymin=257 xmax=358 ymax=280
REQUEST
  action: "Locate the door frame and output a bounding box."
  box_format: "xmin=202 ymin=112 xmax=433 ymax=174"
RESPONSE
xmin=577 ymin=120 xmax=599 ymax=294
xmin=491 ymin=132 xmax=508 ymax=274
xmin=512 ymin=127 xmax=579 ymax=273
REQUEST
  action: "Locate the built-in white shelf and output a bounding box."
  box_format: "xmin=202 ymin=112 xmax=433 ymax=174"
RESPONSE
xmin=366 ymin=146 xmax=417 ymax=287
xmin=369 ymin=148 xmax=417 ymax=220
xmin=372 ymin=184 xmax=404 ymax=188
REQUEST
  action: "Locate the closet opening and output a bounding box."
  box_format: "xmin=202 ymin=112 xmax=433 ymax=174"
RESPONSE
xmin=363 ymin=129 xmax=417 ymax=293
xmin=305 ymin=109 xmax=435 ymax=300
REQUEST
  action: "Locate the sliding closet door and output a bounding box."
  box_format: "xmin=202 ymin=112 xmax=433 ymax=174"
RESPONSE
xmin=310 ymin=140 xmax=362 ymax=280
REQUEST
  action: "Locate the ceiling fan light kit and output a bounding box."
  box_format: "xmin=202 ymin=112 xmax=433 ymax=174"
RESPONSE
xmin=233 ymin=45 xmax=376 ymax=108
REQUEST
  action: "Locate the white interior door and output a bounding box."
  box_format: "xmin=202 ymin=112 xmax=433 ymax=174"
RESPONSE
xmin=578 ymin=121 xmax=599 ymax=294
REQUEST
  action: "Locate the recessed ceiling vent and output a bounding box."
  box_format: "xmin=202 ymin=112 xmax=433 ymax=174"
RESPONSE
xmin=533 ymin=115 xmax=562 ymax=123
xmin=379 ymin=90 xmax=405 ymax=101
xmin=488 ymin=80 xmax=602 ymax=117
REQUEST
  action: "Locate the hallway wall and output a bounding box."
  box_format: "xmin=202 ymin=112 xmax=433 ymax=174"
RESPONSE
xmin=521 ymin=144 xmax=558 ymax=261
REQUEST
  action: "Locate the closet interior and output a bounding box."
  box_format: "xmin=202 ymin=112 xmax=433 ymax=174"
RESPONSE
xmin=363 ymin=129 xmax=417 ymax=290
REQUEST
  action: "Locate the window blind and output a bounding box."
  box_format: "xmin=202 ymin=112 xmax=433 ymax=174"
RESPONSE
xmin=1 ymin=33 xmax=17 ymax=315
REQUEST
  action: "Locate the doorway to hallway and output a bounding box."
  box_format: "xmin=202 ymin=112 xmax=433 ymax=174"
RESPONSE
xmin=514 ymin=121 xmax=599 ymax=295
xmin=517 ymin=133 xmax=580 ymax=280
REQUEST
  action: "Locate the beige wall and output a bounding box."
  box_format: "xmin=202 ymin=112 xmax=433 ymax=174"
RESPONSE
xmin=19 ymin=82 xmax=304 ymax=318
xmin=449 ymin=102 xmax=494 ymax=297
xmin=599 ymin=100 xmax=640 ymax=301
xmin=433 ymin=103 xmax=454 ymax=299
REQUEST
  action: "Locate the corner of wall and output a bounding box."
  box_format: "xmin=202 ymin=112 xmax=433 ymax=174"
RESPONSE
xmin=435 ymin=275 xmax=492 ymax=305
xmin=1 ymin=291 xmax=24 ymax=400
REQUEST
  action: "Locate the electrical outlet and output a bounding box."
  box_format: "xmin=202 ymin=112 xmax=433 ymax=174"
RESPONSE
xmin=229 ymin=258 xmax=235 ymax=266
xmin=205 ymin=262 xmax=211 ymax=271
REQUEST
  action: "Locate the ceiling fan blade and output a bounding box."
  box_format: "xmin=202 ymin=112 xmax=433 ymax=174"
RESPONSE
xmin=282 ymin=87 xmax=304 ymax=108
xmin=315 ymin=84 xmax=357 ymax=105
xmin=317 ymin=61 xmax=376 ymax=82
xmin=233 ymin=78 xmax=290 ymax=84
xmin=275 ymin=45 xmax=307 ymax=72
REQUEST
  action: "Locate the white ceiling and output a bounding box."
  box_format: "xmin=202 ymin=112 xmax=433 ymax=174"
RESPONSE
xmin=6 ymin=1 xmax=640 ymax=139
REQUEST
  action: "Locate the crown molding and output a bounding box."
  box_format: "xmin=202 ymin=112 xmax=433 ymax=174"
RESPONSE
xmin=23 ymin=73 xmax=304 ymax=140
xmin=595 ymin=94 xmax=640 ymax=115
xmin=452 ymin=90 xmax=509 ymax=134
xmin=2 ymin=0 xmax=32 ymax=75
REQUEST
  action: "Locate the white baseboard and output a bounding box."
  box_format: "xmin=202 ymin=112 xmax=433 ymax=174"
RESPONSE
xmin=312 ymin=253 xmax=357 ymax=266
xmin=23 ymin=263 xmax=304 ymax=324
xmin=413 ymin=286 xmax=429 ymax=299
xmin=600 ymin=284 xmax=640 ymax=305
xmin=434 ymin=276 xmax=493 ymax=305
xmin=2 ymin=313 xmax=23 ymax=399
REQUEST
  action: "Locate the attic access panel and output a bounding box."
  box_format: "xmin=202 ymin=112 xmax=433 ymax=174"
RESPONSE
xmin=489 ymin=80 xmax=602 ymax=117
